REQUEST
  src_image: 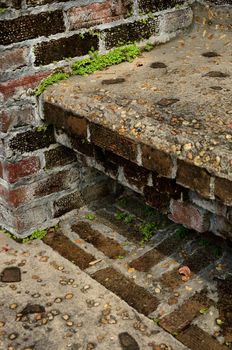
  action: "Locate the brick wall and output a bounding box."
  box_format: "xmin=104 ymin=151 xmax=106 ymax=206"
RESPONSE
xmin=1 ymin=0 xmax=229 ymax=237
xmin=0 ymin=0 xmax=195 ymax=237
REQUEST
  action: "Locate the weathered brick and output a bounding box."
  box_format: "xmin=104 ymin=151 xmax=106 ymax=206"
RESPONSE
xmin=169 ymin=199 xmax=210 ymax=232
xmin=123 ymin=161 xmax=149 ymax=189
xmin=3 ymin=156 xmax=41 ymax=184
xmin=44 ymin=146 xmax=76 ymax=169
xmin=53 ymin=191 xmax=83 ymax=217
xmin=26 ymin=0 xmax=68 ymax=5
xmin=0 ymin=10 xmax=65 ymax=45
xmin=215 ymin=177 xmax=232 ymax=205
xmin=0 ymin=105 xmax=36 ymax=133
xmin=68 ymin=0 xmax=133 ymax=30
xmin=138 ymin=0 xmax=185 ymax=13
xmin=177 ymin=159 xmax=211 ymax=198
xmin=103 ymin=17 xmax=158 ymax=49
xmin=211 ymin=215 xmax=232 ymax=239
xmin=152 ymin=172 xmax=184 ymax=199
xmin=0 ymin=184 xmax=29 ymax=208
xmin=44 ymin=102 xmax=88 ymax=138
xmin=94 ymin=148 xmax=121 ymax=177
xmin=160 ymin=291 xmax=212 ymax=333
xmin=144 ymin=186 xmax=170 ymax=213
xmin=9 ymin=126 xmax=55 ymax=153
xmin=13 ymin=203 xmax=51 ymax=234
xmin=90 ymin=123 xmax=137 ymax=162
xmin=35 ymin=168 xmax=79 ymax=198
xmin=162 ymin=7 xmax=193 ymax=33
xmin=142 ymin=144 xmax=173 ymax=178
xmin=70 ymin=135 xmax=94 ymax=157
xmin=34 ymin=32 xmax=99 ymax=66
xmin=0 ymin=71 xmax=50 ymax=99
xmin=176 ymin=325 xmax=227 ymax=350
xmin=0 ymin=47 xmax=28 ymax=73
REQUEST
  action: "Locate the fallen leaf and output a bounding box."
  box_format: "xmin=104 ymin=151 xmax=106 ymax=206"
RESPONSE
xmin=128 ymin=267 xmax=135 ymax=273
xmin=89 ymin=259 xmax=102 ymax=266
xmin=179 ymin=266 xmax=191 ymax=281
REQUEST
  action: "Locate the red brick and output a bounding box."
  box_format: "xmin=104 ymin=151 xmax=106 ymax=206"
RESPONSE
xmin=0 ymin=111 xmax=11 ymax=133
xmin=0 ymin=71 xmax=50 ymax=99
xmin=68 ymin=0 xmax=131 ymax=30
xmin=169 ymin=200 xmax=210 ymax=232
xmin=0 ymin=47 xmax=28 ymax=72
xmin=0 ymin=184 xmax=29 ymax=208
xmin=3 ymin=156 xmax=41 ymax=184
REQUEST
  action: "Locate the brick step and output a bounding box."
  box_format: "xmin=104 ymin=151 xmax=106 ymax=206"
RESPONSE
xmin=42 ymin=23 xmax=232 ymax=238
xmin=43 ymin=190 xmax=232 ymax=349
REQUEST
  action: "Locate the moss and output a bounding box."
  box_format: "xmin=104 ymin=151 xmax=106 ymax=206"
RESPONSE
xmin=0 ymin=7 xmax=7 ymax=14
xmin=1 ymin=225 xmax=58 ymax=243
xmin=72 ymin=44 xmax=141 ymax=76
xmin=35 ymin=71 xmax=69 ymax=97
xmin=36 ymin=124 xmax=48 ymax=132
xmin=139 ymin=222 xmax=157 ymax=242
xmin=144 ymin=41 xmax=154 ymax=52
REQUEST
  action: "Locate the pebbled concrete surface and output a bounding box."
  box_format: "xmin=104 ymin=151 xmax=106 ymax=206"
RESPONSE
xmin=0 ymin=230 xmax=187 ymax=350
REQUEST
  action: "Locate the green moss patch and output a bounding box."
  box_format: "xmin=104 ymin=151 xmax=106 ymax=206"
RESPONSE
xmin=35 ymin=72 xmax=69 ymax=97
xmin=72 ymin=44 xmax=141 ymax=75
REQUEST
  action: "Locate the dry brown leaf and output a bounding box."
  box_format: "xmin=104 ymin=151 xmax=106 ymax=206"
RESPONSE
xmin=178 ymin=266 xmax=191 ymax=281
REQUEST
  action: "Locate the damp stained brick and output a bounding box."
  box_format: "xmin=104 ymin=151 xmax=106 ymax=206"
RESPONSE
xmin=72 ymin=221 xmax=127 ymax=259
xmin=138 ymin=0 xmax=185 ymax=13
xmin=90 ymin=123 xmax=137 ymax=162
xmin=9 ymin=126 xmax=55 ymax=153
xmin=91 ymin=267 xmax=159 ymax=315
xmin=0 ymin=10 xmax=65 ymax=45
xmin=103 ymin=17 xmax=158 ymax=49
xmin=53 ymin=191 xmax=84 ymax=218
xmin=34 ymin=33 xmax=99 ymax=66
xmin=176 ymin=325 xmax=227 ymax=350
xmin=177 ymin=160 xmax=211 ymax=199
xmin=44 ymin=102 xmax=88 ymax=138
xmin=141 ymin=144 xmax=173 ymax=178
xmin=129 ymin=231 xmax=193 ymax=272
xmin=159 ymin=290 xmax=212 ymax=333
xmin=45 ymin=146 xmax=77 ymax=169
xmin=160 ymin=245 xmax=219 ymax=289
xmin=43 ymin=230 xmax=94 ymax=270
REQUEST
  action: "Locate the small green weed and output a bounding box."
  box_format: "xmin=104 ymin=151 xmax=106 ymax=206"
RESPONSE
xmin=35 ymin=72 xmax=69 ymax=97
xmin=139 ymin=223 xmax=157 ymax=242
xmin=199 ymin=307 xmax=208 ymax=315
xmin=144 ymin=42 xmax=154 ymax=52
xmin=216 ymin=319 xmax=224 ymax=326
xmin=116 ymin=255 xmax=125 ymax=260
xmin=72 ymin=45 xmax=141 ymax=76
xmin=22 ymin=229 xmax=47 ymax=244
xmin=175 ymin=226 xmax=190 ymax=239
xmin=36 ymin=124 xmax=48 ymax=132
xmin=85 ymin=213 xmax=96 ymax=221
xmin=0 ymin=8 xmax=7 ymax=14
xmin=115 ymin=212 xmax=134 ymax=224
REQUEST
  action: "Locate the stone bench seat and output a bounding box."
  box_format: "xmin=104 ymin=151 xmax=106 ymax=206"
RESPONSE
xmin=42 ymin=16 xmax=232 ymax=239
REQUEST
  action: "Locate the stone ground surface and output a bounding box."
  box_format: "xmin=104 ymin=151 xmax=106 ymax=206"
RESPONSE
xmin=44 ymin=4 xmax=232 ymax=180
xmin=1 ymin=190 xmax=232 ymax=350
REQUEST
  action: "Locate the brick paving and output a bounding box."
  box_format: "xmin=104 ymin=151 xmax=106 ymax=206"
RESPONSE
xmin=1 ymin=190 xmax=232 ymax=349
xmin=44 ymin=190 xmax=232 ymax=349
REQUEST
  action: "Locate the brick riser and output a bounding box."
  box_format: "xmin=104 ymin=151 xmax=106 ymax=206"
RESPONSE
xmin=42 ymin=103 xmax=232 ymax=240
